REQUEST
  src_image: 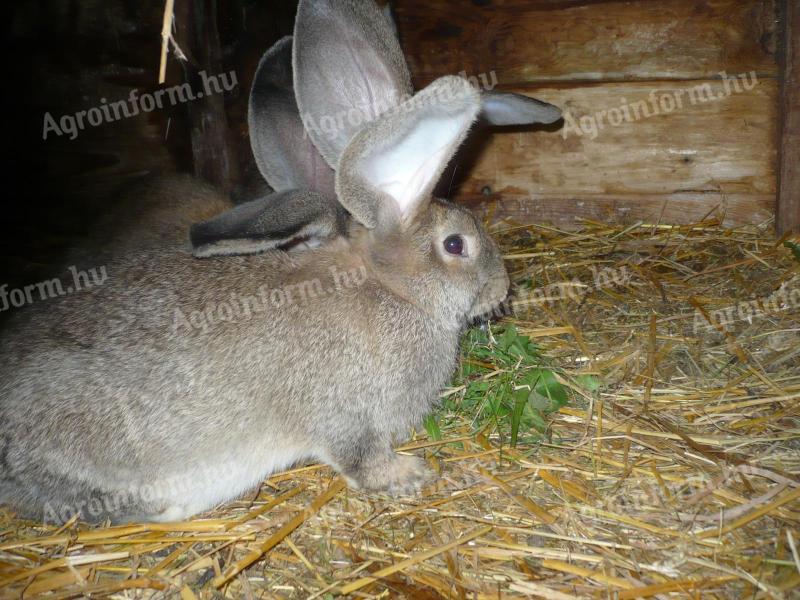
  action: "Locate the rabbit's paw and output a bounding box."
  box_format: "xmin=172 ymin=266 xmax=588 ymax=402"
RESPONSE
xmin=348 ymin=454 xmax=432 ymax=497
xmin=384 ymin=455 xmax=433 ymax=496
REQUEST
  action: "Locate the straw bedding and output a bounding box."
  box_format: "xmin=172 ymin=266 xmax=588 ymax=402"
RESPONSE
xmin=1 ymin=218 xmax=798 ymax=599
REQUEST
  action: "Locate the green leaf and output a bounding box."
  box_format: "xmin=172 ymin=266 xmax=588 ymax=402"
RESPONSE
xmin=527 ymin=368 xmax=568 ymax=407
xmin=423 ymin=414 xmax=442 ymax=441
xmin=528 ymin=390 xmax=554 ymax=412
xmin=497 ymin=325 xmax=517 ymax=352
xmin=510 ymin=386 xmax=528 ymax=447
xmin=783 ymin=241 xmax=800 ymax=262
xmin=442 ymin=324 xmax=601 ymax=442
xmin=528 ymin=409 xmax=548 ymax=433
xmin=575 ymin=374 xmax=601 ymax=392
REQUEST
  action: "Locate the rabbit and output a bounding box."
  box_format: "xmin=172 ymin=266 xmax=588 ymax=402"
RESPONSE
xmin=0 ymin=0 xmax=560 ymax=524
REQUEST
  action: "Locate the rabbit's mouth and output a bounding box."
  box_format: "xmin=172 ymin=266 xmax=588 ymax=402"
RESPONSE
xmin=467 ymin=273 xmax=511 ymax=323
xmin=468 ymin=297 xmax=511 ymax=325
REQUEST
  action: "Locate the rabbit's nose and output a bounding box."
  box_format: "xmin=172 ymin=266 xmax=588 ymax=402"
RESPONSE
xmin=486 ymin=272 xmax=511 ymax=305
xmin=492 ymin=269 xmax=511 ymax=298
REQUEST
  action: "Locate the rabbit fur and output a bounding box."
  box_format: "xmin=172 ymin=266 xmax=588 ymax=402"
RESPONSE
xmin=0 ymin=0 xmax=560 ymax=523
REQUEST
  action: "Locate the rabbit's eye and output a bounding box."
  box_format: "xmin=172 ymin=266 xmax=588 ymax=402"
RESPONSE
xmin=443 ymin=235 xmax=465 ymax=256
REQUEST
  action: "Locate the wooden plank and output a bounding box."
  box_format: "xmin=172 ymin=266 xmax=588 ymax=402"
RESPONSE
xmin=463 ymin=193 xmax=775 ymax=229
xmin=777 ymin=0 xmax=800 ymax=234
xmin=174 ymin=0 xmax=239 ymax=193
xmin=394 ymin=0 xmax=779 ymax=86
xmin=441 ymin=79 xmax=777 ymax=227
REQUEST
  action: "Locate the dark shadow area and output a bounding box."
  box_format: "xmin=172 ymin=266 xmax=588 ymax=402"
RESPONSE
xmin=1 ymin=1 xmax=297 ymax=331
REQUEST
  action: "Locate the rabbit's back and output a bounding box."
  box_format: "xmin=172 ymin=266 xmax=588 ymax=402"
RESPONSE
xmin=0 ymin=174 xmax=273 ymax=520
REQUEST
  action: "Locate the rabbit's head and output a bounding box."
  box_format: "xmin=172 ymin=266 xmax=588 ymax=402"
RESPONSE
xmin=336 ymin=75 xmax=509 ymax=325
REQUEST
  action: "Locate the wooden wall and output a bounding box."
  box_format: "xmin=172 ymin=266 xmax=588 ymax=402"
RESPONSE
xmin=5 ymin=0 xmax=789 ymax=277
xmin=392 ymin=0 xmax=781 ymax=228
xmin=778 ymin=0 xmax=800 ymax=235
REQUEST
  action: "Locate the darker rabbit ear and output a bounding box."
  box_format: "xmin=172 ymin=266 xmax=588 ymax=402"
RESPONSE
xmin=248 ymin=36 xmax=335 ymax=195
xmin=191 ymin=191 xmax=348 ymax=258
xmin=481 ymin=91 xmax=562 ymax=125
xmin=381 ymin=2 xmax=400 ymax=40
xmin=293 ymin=0 xmax=413 ymax=169
xmin=337 ymin=76 xmax=481 ymax=229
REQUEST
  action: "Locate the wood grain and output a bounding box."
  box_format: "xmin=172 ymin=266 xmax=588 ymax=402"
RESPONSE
xmin=463 ymin=193 xmax=776 ymax=228
xmin=393 ymin=0 xmax=779 ymax=86
xmin=442 ymin=79 xmax=777 ymax=227
xmin=777 ymin=0 xmax=800 ymax=234
xmin=452 ymin=80 xmax=777 ymax=196
xmin=175 ymin=0 xmax=239 ymax=194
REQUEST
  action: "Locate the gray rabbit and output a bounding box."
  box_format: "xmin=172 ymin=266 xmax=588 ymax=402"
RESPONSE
xmin=0 ymin=0 xmax=560 ymax=523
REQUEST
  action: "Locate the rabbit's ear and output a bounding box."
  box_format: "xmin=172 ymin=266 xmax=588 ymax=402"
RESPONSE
xmin=337 ymin=76 xmax=481 ymax=229
xmin=481 ymin=91 xmax=562 ymax=125
xmin=248 ymin=36 xmax=335 ymax=195
xmin=191 ymin=191 xmax=348 ymax=258
xmin=381 ymin=3 xmax=400 ymax=41
xmin=293 ymin=0 xmax=413 ymax=169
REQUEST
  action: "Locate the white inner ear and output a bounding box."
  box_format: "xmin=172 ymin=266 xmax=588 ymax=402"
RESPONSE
xmin=360 ymin=113 xmax=469 ymax=220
